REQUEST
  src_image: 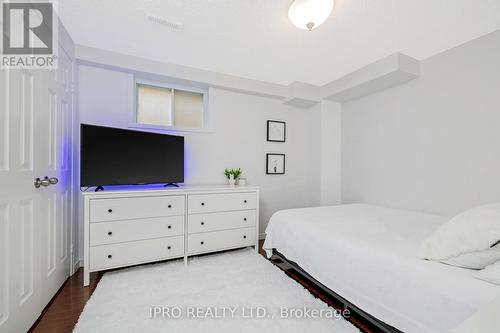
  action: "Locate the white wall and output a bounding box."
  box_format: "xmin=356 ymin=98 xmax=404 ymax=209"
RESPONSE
xmin=304 ymin=103 xmax=322 ymax=206
xmin=303 ymin=100 xmax=342 ymax=207
xmin=342 ymin=30 xmax=500 ymax=216
xmin=320 ymin=100 xmax=342 ymax=205
xmin=77 ymin=64 xmax=342 ymax=259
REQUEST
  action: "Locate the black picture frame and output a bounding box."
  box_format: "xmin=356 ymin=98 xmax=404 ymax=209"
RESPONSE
xmin=266 ymin=153 xmax=286 ymax=175
xmin=267 ymin=120 xmax=286 ymax=142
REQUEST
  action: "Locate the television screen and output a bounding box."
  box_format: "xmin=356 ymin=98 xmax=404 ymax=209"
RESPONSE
xmin=80 ymin=124 xmax=184 ymax=187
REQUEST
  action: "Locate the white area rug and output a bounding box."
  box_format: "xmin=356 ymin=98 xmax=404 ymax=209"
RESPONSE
xmin=73 ymin=249 xmax=359 ymax=333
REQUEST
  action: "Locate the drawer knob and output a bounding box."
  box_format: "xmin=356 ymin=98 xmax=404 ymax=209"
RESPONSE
xmin=244 ymin=200 xmax=247 ymax=203
xmin=167 ymin=246 xmax=171 ymax=250
xmin=107 ymin=254 xmax=112 ymax=259
xmin=168 ymin=225 xmax=172 ymax=229
xmin=243 ymin=218 xmax=247 ymax=221
xmin=200 ymin=241 xmax=204 ymax=245
xmin=168 ymin=204 xmax=172 ymax=208
xmin=108 ymin=231 xmax=112 ymax=236
xmin=243 ymin=235 xmax=247 ymax=239
xmin=201 ymin=202 xmax=205 ymax=206
xmin=108 ymin=209 xmax=113 ymax=213
xmin=201 ymin=222 xmax=205 ymax=226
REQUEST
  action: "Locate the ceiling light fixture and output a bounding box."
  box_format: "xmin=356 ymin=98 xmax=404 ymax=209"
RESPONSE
xmin=288 ymin=0 xmax=334 ymax=31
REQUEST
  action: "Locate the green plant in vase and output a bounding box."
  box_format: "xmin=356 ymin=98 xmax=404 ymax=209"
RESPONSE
xmin=224 ymin=168 xmax=242 ymax=186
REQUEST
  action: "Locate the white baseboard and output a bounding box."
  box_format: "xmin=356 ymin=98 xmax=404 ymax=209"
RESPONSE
xmin=259 ymin=233 xmax=266 ymax=240
xmin=72 ymin=259 xmax=81 ymax=275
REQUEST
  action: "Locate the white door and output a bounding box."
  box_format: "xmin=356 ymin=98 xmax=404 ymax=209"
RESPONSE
xmin=0 ymin=55 xmax=73 ymax=333
xmin=37 ymin=45 xmax=73 ymax=309
xmin=0 ymin=67 xmax=43 ymax=333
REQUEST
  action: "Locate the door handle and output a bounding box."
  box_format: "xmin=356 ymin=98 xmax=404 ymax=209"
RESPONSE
xmin=34 ymin=176 xmax=58 ymax=188
xmin=34 ymin=177 xmax=50 ymax=188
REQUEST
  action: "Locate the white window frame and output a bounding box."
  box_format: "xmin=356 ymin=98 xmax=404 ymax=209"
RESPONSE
xmin=133 ymin=77 xmax=211 ymax=133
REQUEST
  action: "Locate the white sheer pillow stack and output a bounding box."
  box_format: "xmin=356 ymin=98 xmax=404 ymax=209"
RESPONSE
xmin=419 ymin=203 xmax=500 ymax=284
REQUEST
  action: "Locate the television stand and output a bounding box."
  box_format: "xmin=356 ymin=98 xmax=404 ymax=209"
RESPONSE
xmin=81 ymin=185 xmax=260 ymax=286
xmin=163 ymin=183 xmax=180 ymax=188
xmin=95 ymin=186 xmax=104 ymax=192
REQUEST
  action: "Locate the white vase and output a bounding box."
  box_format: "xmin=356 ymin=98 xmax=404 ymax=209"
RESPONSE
xmin=228 ymin=175 xmax=236 ymax=186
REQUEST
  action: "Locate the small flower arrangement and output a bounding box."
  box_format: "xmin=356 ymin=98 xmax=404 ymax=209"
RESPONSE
xmin=224 ymin=168 xmax=242 ymax=186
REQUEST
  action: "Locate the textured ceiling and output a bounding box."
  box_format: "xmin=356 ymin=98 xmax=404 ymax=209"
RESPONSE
xmin=59 ymin=0 xmax=500 ymax=86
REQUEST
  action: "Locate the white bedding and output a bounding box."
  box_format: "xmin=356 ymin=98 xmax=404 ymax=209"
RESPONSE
xmin=263 ymin=204 xmax=500 ymax=333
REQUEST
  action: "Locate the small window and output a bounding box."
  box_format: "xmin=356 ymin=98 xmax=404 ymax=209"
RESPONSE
xmin=174 ymin=90 xmax=204 ymax=128
xmin=137 ymin=84 xmax=172 ymax=126
xmin=136 ymin=82 xmax=207 ymax=130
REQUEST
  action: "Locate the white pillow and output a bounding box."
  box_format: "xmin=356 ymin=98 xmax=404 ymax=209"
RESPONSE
xmin=419 ymin=203 xmax=500 ymax=261
xmin=475 ymin=261 xmax=500 ymax=285
xmin=441 ymin=242 xmax=500 ymax=269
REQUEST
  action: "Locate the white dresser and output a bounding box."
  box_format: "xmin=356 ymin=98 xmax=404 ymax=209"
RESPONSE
xmin=82 ymin=185 xmax=259 ymax=286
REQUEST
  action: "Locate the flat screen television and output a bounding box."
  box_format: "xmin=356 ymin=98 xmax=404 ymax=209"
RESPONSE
xmin=80 ymin=124 xmax=184 ymax=187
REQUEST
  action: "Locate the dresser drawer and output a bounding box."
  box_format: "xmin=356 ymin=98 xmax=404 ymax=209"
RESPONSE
xmin=90 ymin=195 xmax=185 ymax=222
xmin=90 ymin=216 xmax=184 ymax=246
xmin=187 ymin=227 xmax=255 ymax=254
xmin=90 ymin=236 xmax=184 ymax=270
xmin=187 ymin=192 xmax=256 ymax=214
xmin=188 ymin=210 xmax=256 ymax=234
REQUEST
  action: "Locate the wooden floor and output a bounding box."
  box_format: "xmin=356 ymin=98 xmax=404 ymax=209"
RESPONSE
xmin=29 ymin=240 xmax=378 ymax=333
xmin=28 ymin=268 xmax=103 ymax=333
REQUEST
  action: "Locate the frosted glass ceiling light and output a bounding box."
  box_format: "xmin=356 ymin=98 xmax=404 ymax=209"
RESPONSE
xmin=288 ymin=0 xmax=334 ymax=31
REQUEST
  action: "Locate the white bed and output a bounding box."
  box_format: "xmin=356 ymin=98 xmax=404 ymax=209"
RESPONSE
xmin=263 ymin=204 xmax=500 ymax=333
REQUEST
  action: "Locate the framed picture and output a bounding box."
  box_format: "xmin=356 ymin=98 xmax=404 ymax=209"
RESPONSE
xmin=267 ymin=120 xmax=286 ymax=142
xmin=266 ymin=154 xmax=285 ymax=175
